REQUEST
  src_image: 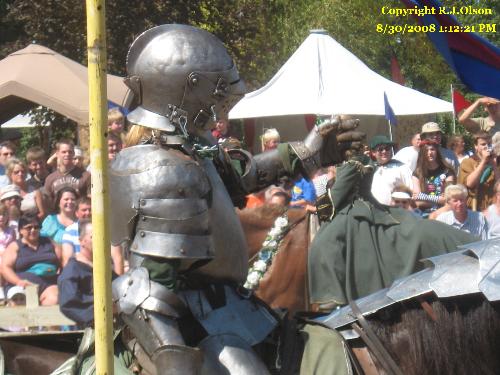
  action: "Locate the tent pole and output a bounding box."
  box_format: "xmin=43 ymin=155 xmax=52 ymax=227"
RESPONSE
xmin=85 ymin=1 xmax=114 ymax=374
xmin=451 ymin=84 xmax=456 ymax=134
xmin=388 ymin=120 xmax=393 ymax=141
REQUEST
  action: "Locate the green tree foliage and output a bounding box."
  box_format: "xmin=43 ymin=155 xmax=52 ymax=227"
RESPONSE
xmin=0 ymin=0 xmax=498 ymax=140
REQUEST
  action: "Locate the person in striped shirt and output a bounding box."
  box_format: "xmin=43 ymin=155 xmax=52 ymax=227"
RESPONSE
xmin=436 ymin=184 xmax=488 ymax=240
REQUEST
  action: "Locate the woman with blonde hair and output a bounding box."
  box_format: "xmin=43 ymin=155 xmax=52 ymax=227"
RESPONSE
xmin=124 ymin=124 xmax=153 ymax=148
xmin=261 ymin=128 xmax=280 ymax=152
xmin=6 ymin=159 xmax=45 ymax=219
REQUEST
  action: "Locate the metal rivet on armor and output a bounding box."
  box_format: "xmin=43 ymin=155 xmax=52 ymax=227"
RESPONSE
xmin=180 ymin=248 xmax=185 ymax=254
xmin=128 ymin=278 xmax=133 ymax=285
xmin=140 ymin=231 xmax=146 ymax=237
xmin=142 ymin=216 xmax=147 ymax=221
xmin=140 ymin=199 xmax=145 ymax=206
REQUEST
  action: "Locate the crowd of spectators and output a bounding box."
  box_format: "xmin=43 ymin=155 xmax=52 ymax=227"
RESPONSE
xmin=0 ymin=95 xmax=498 ymax=327
xmin=241 ymin=96 xmax=500 ymax=244
xmin=0 ymin=108 xmax=126 ymax=327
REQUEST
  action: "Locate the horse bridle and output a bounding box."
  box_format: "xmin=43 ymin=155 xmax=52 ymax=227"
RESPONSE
xmin=348 ymin=300 xmax=404 ymax=375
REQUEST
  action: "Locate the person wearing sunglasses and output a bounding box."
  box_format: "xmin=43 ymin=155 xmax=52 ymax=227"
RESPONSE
xmin=370 ymin=135 xmax=413 ymax=206
xmin=1 ymin=213 xmax=60 ymax=306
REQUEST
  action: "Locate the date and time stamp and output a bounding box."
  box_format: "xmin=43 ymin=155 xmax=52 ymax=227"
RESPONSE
xmin=377 ymin=5 xmax=497 ymax=34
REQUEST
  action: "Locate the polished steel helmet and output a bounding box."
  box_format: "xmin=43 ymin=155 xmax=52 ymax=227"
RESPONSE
xmin=125 ymin=24 xmax=246 ymax=135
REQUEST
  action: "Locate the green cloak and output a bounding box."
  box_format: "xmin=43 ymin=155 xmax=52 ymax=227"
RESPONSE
xmin=308 ymin=161 xmax=476 ymax=307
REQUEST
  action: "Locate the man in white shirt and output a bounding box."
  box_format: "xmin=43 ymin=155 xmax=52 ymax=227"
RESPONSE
xmin=370 ymin=135 xmax=414 ymax=206
xmin=436 ymin=184 xmax=488 ymax=240
xmin=394 ymin=133 xmax=420 ymax=172
xmin=0 ymin=142 xmax=16 ymax=188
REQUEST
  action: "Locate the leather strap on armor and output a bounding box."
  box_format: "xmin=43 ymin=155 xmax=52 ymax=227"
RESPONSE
xmin=289 ymin=140 xmax=321 ymax=177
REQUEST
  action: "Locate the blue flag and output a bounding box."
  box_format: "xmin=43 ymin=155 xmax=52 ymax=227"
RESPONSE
xmin=107 ymin=100 xmax=129 ymax=115
xmin=384 ymin=92 xmax=397 ymax=126
xmin=400 ymin=0 xmax=500 ymax=98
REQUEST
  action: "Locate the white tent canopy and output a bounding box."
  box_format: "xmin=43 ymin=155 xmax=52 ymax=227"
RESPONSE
xmin=1 ymin=112 xmax=50 ymax=128
xmin=229 ymin=30 xmax=452 ymax=119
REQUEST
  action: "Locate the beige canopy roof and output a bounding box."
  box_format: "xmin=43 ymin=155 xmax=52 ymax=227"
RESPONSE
xmin=0 ymin=44 xmax=133 ymax=124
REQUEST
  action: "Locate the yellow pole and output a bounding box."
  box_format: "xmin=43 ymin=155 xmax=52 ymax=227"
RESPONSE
xmin=85 ymin=1 xmax=114 ymax=374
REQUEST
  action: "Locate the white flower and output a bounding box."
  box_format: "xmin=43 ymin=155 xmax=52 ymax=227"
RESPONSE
xmin=265 ymin=240 xmax=278 ymax=248
xmin=247 ymin=271 xmax=261 ymax=285
xmin=244 ymin=281 xmax=256 ymax=289
xmin=253 ymin=260 xmax=268 ymax=272
xmin=263 ymin=238 xmax=278 ymax=247
xmin=269 ymin=227 xmax=282 ymax=237
xmin=274 ymin=216 xmax=288 ymax=228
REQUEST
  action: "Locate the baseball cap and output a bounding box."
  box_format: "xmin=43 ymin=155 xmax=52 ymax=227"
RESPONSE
xmin=74 ymin=147 xmax=83 ymax=158
xmin=391 ymin=191 xmax=411 ymax=200
xmin=0 ymin=184 xmax=21 ymax=201
xmin=7 ymin=286 xmax=25 ymax=300
xmin=421 ymin=122 xmax=442 ymax=134
xmin=370 ymin=135 xmax=394 ymax=150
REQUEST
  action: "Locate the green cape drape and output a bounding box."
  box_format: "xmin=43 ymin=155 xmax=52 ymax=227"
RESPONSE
xmin=308 ymin=162 xmax=475 ymax=306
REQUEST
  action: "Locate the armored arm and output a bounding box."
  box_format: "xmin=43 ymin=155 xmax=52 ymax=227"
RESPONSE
xmin=239 ymin=116 xmax=363 ymax=192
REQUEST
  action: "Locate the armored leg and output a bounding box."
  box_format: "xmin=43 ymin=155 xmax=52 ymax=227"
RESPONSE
xmin=113 ymin=268 xmax=203 ymax=375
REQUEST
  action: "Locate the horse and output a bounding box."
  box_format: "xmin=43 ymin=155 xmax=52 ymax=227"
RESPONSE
xmin=0 ymin=334 xmax=78 ymax=375
xmin=238 ymin=205 xmax=313 ymax=314
xmin=312 ymin=244 xmax=500 ymax=375
xmin=358 ymin=294 xmax=500 ymax=375
xmin=2 ymin=243 xmax=500 ymax=375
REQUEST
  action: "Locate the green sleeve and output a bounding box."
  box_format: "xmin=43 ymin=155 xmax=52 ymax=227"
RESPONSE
xmin=141 ymin=258 xmax=181 ymax=291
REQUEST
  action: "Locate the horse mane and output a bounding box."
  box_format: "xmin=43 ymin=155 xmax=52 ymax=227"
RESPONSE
xmin=367 ymin=294 xmax=500 ymax=375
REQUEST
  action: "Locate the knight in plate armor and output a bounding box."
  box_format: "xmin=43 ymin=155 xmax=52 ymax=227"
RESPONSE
xmin=110 ymin=24 xmax=360 ymax=374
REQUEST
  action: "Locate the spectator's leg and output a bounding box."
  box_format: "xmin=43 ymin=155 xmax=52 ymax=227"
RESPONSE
xmin=40 ymin=284 xmax=58 ymax=306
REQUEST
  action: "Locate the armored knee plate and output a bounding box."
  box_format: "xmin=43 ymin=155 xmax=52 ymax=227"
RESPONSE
xmin=113 ymin=267 xmax=187 ymax=319
xmin=152 ymin=345 xmax=203 ymax=375
xmin=113 ymin=268 xmax=187 ymax=356
xmin=199 ymin=334 xmax=270 ymax=374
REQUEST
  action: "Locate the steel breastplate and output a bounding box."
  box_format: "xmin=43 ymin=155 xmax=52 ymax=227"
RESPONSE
xmin=110 ymin=144 xmax=248 ymax=284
